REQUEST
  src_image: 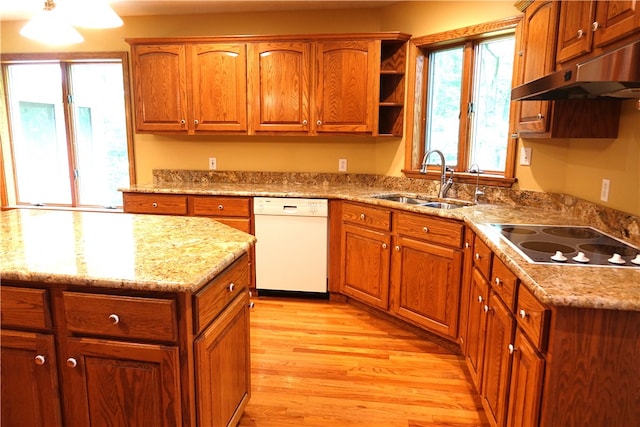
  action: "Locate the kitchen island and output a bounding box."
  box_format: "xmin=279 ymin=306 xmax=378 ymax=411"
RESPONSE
xmin=1 ymin=209 xmax=256 ymax=427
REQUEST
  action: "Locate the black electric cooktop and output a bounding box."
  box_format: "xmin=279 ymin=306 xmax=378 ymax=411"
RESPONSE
xmin=491 ymin=224 xmax=640 ymax=268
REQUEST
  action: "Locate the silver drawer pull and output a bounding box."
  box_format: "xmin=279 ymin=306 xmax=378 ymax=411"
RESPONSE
xmin=248 ymin=301 xmax=255 ymax=310
xmin=34 ymin=355 xmax=46 ymax=366
xmin=495 ymin=277 xmax=502 ymax=286
xmin=508 ymin=344 xmax=516 ymax=354
xmin=519 ymin=309 xmax=527 ymax=319
xmin=475 ymin=253 xmax=481 ymax=260
xmin=477 ymin=295 xmax=484 ymax=304
xmin=395 ymin=245 xmax=400 ymax=252
xmin=152 ymin=202 xmax=158 ymax=208
xmin=109 ymin=314 xmax=120 ymax=324
xmin=218 ymin=204 xmax=224 ymax=210
xmin=422 ymin=226 xmax=429 ymax=233
xmin=382 ymin=243 xmax=388 ymax=249
xmin=483 ymin=304 xmax=490 ymax=313
xmin=66 ymin=358 xmax=77 ymax=368
xmin=360 ymin=213 xmax=366 ymax=220
xmin=228 ymin=283 xmax=235 ymax=292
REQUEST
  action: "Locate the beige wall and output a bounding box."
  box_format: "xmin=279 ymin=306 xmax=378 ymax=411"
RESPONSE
xmin=1 ymin=2 xmax=638 ymax=215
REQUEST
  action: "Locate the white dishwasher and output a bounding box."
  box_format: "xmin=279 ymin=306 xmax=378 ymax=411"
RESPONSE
xmin=254 ymin=197 xmax=328 ymax=296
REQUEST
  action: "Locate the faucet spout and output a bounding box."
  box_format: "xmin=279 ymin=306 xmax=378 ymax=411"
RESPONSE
xmin=420 ymin=149 xmax=451 ymax=198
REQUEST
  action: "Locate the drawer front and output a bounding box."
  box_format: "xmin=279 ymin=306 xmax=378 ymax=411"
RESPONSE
xmin=516 ymin=285 xmax=550 ymax=352
xmin=473 ymin=237 xmax=493 ymax=279
xmin=396 ymin=211 xmax=463 ymax=248
xmin=0 ymin=287 xmax=51 ymax=330
xmin=191 ymin=196 xmax=251 ymax=217
xmin=491 ymin=257 xmax=518 ymax=311
xmin=342 ymin=202 xmax=391 ymax=231
xmin=193 ymin=255 xmax=249 ymax=334
xmin=123 ymin=193 xmax=188 ymax=215
xmin=62 ymin=292 xmax=178 ymax=342
xmin=215 ymin=218 xmax=251 ymax=233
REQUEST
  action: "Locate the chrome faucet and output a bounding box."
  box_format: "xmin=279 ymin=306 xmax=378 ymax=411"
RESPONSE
xmin=420 ymin=149 xmax=453 ymax=198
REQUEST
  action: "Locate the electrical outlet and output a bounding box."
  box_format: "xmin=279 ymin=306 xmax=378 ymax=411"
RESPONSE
xmin=208 ymin=157 xmax=217 ymax=170
xmin=600 ymin=178 xmax=610 ymax=202
xmin=338 ymin=158 xmax=347 ymax=172
xmin=519 ymin=147 xmax=532 ymax=166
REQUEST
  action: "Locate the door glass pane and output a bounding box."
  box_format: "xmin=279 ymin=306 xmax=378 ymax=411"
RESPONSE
xmin=470 ymin=36 xmax=515 ymax=172
xmin=7 ymin=64 xmax=72 ymax=205
xmin=70 ymin=63 xmax=129 ymax=207
xmin=425 ymin=46 xmax=463 ymax=167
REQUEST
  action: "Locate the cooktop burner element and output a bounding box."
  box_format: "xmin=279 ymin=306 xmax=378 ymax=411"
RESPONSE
xmin=491 ymin=224 xmax=640 ymax=267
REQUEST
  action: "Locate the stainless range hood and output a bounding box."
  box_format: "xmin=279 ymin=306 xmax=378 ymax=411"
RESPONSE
xmin=511 ymin=40 xmax=640 ymax=100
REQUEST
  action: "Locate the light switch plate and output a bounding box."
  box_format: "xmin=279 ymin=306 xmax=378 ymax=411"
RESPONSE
xmin=520 ymin=147 xmax=532 ymax=166
xmin=338 ymin=158 xmax=347 ymax=172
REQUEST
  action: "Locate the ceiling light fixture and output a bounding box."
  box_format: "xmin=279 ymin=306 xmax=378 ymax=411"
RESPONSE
xmin=20 ymin=0 xmax=84 ymax=46
xmin=62 ymin=0 xmax=123 ymax=29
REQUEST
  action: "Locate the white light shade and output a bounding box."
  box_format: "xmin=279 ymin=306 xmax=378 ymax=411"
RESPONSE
xmin=62 ymin=0 xmax=123 ymax=29
xmin=20 ymin=6 xmax=84 ymax=45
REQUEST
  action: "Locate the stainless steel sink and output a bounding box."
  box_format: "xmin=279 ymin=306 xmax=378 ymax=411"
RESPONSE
xmin=371 ymin=193 xmax=471 ymax=209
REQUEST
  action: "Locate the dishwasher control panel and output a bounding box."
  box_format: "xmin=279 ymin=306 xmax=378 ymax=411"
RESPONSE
xmin=254 ymin=197 xmax=328 ymax=217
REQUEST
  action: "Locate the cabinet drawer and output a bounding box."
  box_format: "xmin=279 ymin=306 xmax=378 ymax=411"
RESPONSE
xmin=396 ymin=211 xmax=463 ymax=248
xmin=516 ymin=284 xmax=550 ymax=352
xmin=190 ymin=196 xmax=251 ymax=217
xmin=342 ymin=202 xmax=391 ymax=231
xmin=123 ymin=193 xmax=188 ymax=215
xmin=62 ymin=292 xmax=178 ymax=342
xmin=473 ymin=237 xmax=493 ymax=279
xmin=491 ymin=257 xmax=518 ymax=311
xmin=193 ymin=255 xmax=249 ymax=334
xmin=0 ymin=287 xmax=52 ymax=330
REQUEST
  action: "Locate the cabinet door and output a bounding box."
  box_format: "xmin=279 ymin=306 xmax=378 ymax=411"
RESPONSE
xmin=593 ymin=0 xmax=640 ymax=48
xmin=390 ymin=236 xmax=462 ymax=339
xmin=1 ymin=330 xmax=63 ymax=427
xmin=481 ymin=292 xmax=515 ymax=427
xmin=556 ymin=0 xmax=596 ymax=64
xmin=191 ymin=43 xmax=248 ymax=132
xmin=506 ymin=329 xmax=545 ymax=427
xmin=465 ymin=267 xmax=490 ymax=392
xmin=61 ymin=338 xmax=182 ymax=427
xmin=195 ymin=292 xmax=251 ymax=427
xmin=248 ymin=42 xmax=311 ymax=133
xmin=315 ymin=40 xmax=378 ymax=133
xmin=341 ymin=223 xmax=391 ymax=309
xmin=131 ymin=44 xmax=189 ymax=132
xmin=515 ymin=0 xmax=559 ymax=134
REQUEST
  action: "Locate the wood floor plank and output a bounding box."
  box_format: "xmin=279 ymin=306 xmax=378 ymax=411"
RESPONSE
xmin=239 ymin=298 xmax=488 ymax=427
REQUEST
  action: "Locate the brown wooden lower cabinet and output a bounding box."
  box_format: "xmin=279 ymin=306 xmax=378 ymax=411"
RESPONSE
xmin=1 ymin=254 xmax=251 ymax=427
xmin=506 ymin=329 xmax=544 ymax=427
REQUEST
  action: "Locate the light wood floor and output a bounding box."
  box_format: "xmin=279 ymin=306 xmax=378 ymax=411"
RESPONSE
xmin=239 ymin=297 xmax=489 ymax=427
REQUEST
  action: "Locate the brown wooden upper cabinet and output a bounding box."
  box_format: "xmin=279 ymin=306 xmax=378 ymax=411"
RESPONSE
xmin=129 ymin=43 xmax=248 ymax=134
xmin=127 ymin=33 xmax=410 ymax=137
xmin=556 ymin=0 xmax=640 ymax=65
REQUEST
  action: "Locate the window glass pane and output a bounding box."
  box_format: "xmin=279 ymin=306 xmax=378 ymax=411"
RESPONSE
xmin=70 ymin=63 xmax=129 ymax=207
xmin=470 ymin=36 xmax=515 ymax=172
xmin=425 ymin=46 xmax=463 ymax=167
xmin=8 ymin=64 xmax=72 ymax=205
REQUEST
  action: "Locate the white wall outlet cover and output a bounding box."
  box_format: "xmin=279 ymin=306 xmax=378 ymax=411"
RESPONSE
xmin=208 ymin=157 xmax=217 ymax=170
xmin=519 ymin=147 xmax=532 ymax=166
xmin=601 ymin=178 xmax=610 ymax=202
xmin=338 ymin=158 xmax=347 ymax=172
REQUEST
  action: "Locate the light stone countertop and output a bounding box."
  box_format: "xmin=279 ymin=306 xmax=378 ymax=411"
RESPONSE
xmin=121 ymin=182 xmax=640 ymax=311
xmin=1 ymin=209 xmax=256 ymax=293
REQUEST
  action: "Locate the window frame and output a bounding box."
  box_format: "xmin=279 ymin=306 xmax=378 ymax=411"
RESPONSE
xmin=1 ymin=51 xmax=136 ymax=209
xmin=403 ymin=17 xmax=522 ymax=187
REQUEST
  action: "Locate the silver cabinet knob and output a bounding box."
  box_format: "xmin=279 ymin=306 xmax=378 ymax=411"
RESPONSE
xmin=194 ymin=119 xmax=199 ymax=125
xmin=66 ymin=358 xmax=77 ymax=368
xmin=180 ymin=119 xmax=186 ymax=125
xmin=34 ymin=355 xmax=46 ymax=365
xmin=592 ymin=21 xmax=599 ymax=31
xmin=519 ymin=309 xmax=527 ymax=319
xmin=248 ymin=301 xmax=255 ymax=310
xmin=382 ymin=243 xmax=388 ymax=249
xmin=228 ymin=283 xmax=235 ymax=292
xmin=475 ymin=253 xmax=481 ymax=260
xmin=483 ymin=304 xmax=490 ymax=313
xmin=465 ymin=242 xmax=470 ymax=249
xmin=537 ymin=113 xmax=544 ymax=120
xmin=316 ymin=120 xmax=322 ymax=125
xmin=422 ymin=226 xmax=429 ymax=233
xmin=495 ymin=277 xmax=502 ymax=286
xmin=360 ymin=213 xmax=365 ymax=220
xmin=152 ymin=202 xmax=158 ymax=208
xmin=577 ymin=29 xmax=584 ymax=38
xmin=109 ymin=314 xmax=120 ymax=324
xmin=395 ymin=245 xmax=400 ymax=252
xmin=302 ymin=120 xmax=308 ymax=125
xmin=218 ymin=204 xmax=224 ymax=210
xmin=508 ymin=344 xmax=516 ymax=354
xmin=477 ymin=295 xmax=484 ymax=304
